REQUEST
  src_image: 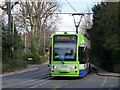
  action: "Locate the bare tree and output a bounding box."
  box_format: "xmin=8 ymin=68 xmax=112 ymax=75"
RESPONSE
xmin=0 ymin=0 xmax=61 ymax=54
xmin=79 ymin=8 xmax=93 ymax=36
xmin=16 ymin=1 xmax=60 ymax=54
xmin=82 ymin=14 xmax=93 ymax=30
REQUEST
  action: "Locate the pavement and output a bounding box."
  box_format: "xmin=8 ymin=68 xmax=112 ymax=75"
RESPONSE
xmin=91 ymin=64 xmax=120 ymax=77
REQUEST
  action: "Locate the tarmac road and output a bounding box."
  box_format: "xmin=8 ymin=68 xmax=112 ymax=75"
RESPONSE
xmin=2 ymin=63 xmax=119 ymax=89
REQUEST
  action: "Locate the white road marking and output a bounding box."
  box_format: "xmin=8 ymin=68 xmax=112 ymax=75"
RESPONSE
xmin=101 ymin=77 xmax=107 ymax=87
xmin=2 ymin=68 xmax=38 ymax=77
xmin=18 ymin=67 xmax=49 ymax=77
xmin=30 ymin=79 xmax=35 ymax=82
xmin=2 ymin=67 xmax=49 ymax=77
xmin=2 ymin=64 xmax=49 ymax=77
xmin=39 ymin=80 xmax=51 ymax=85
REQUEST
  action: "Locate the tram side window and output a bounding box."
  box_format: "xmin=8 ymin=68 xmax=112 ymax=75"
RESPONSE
xmin=49 ymin=46 xmax=52 ymax=64
xmin=86 ymin=48 xmax=90 ymax=62
xmin=79 ymin=47 xmax=87 ymax=64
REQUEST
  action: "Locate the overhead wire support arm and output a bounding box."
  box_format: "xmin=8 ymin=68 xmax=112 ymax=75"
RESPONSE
xmin=72 ymin=14 xmax=83 ymax=34
xmin=72 ymin=13 xmax=93 ymax=34
xmin=72 ymin=13 xmax=93 ymax=15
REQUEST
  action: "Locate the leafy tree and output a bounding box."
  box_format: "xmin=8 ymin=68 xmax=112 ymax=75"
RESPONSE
xmin=12 ymin=24 xmax=24 ymax=59
xmin=31 ymin=35 xmax=38 ymax=54
xmin=88 ymin=2 xmax=120 ymax=71
xmin=2 ymin=21 xmax=27 ymax=72
xmin=2 ymin=22 xmax=23 ymax=60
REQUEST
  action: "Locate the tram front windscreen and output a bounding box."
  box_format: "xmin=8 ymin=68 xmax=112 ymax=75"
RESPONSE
xmin=53 ymin=35 xmax=77 ymax=61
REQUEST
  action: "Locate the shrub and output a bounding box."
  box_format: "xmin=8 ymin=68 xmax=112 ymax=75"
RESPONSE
xmin=2 ymin=58 xmax=27 ymax=73
xmin=22 ymin=52 xmax=41 ymax=64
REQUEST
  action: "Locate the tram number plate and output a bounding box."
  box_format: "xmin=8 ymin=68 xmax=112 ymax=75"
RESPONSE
xmin=61 ymin=65 xmax=67 ymax=68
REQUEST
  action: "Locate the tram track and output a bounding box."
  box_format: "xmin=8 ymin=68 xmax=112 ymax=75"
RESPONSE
xmin=18 ymin=67 xmax=49 ymax=78
xmin=2 ymin=64 xmax=119 ymax=88
xmin=29 ymin=76 xmax=79 ymax=88
xmin=5 ymin=73 xmax=50 ymax=88
xmin=29 ymin=75 xmax=54 ymax=88
xmin=3 ymin=66 xmax=50 ymax=88
xmin=3 ymin=65 xmax=101 ymax=88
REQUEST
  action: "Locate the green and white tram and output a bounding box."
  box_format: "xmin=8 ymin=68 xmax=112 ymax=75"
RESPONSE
xmin=49 ymin=33 xmax=91 ymax=77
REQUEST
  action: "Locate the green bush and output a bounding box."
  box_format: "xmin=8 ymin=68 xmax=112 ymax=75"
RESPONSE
xmin=40 ymin=54 xmax=48 ymax=64
xmin=2 ymin=58 xmax=27 ymax=73
xmin=22 ymin=52 xmax=42 ymax=64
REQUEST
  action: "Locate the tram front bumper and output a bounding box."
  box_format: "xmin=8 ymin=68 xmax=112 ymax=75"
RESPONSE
xmin=51 ymin=69 xmax=79 ymax=76
xmin=59 ymin=68 xmax=70 ymax=73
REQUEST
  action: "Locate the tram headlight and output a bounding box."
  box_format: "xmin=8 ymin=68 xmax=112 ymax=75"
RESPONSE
xmin=53 ymin=65 xmax=57 ymax=69
xmin=72 ymin=66 xmax=77 ymax=69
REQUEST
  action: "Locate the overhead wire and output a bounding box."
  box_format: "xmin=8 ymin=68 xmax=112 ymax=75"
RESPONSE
xmin=11 ymin=12 xmax=93 ymax=15
xmin=65 ymin=0 xmax=77 ymax=13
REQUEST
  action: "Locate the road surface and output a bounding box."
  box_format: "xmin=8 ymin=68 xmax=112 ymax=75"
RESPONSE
xmin=2 ymin=64 xmax=119 ymax=89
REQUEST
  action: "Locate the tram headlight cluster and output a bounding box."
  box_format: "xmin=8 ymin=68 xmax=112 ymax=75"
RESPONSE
xmin=52 ymin=64 xmax=78 ymax=70
xmin=53 ymin=65 xmax=57 ymax=69
xmin=72 ymin=66 xmax=77 ymax=70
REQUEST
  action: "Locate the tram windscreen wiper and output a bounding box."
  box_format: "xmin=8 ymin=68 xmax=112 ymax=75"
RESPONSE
xmin=60 ymin=58 xmax=65 ymax=64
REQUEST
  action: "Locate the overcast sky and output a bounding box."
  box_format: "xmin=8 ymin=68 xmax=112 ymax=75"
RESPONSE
xmin=0 ymin=0 xmax=100 ymax=34
xmin=56 ymin=1 xmax=99 ymax=34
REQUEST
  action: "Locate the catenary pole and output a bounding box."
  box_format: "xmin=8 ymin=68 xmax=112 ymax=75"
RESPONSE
xmin=8 ymin=0 xmax=11 ymax=34
xmin=8 ymin=0 xmax=12 ymax=57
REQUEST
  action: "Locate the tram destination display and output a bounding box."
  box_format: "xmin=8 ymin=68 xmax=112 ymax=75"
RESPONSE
xmin=54 ymin=35 xmax=77 ymax=43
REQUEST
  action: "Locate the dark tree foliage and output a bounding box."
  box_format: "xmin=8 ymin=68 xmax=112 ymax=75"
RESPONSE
xmin=88 ymin=2 xmax=120 ymax=71
xmin=12 ymin=25 xmax=24 ymax=59
xmin=2 ymin=22 xmax=27 ymax=72
xmin=2 ymin=23 xmax=23 ymax=60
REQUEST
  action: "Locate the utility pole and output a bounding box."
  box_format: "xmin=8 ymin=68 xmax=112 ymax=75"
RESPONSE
xmin=8 ymin=0 xmax=11 ymax=34
xmin=24 ymin=31 xmax=27 ymax=53
xmin=8 ymin=0 xmax=12 ymax=57
xmin=12 ymin=16 xmax=14 ymax=51
xmin=44 ymin=29 xmax=46 ymax=55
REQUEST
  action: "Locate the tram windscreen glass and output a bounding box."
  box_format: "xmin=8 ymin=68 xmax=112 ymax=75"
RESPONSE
xmin=53 ymin=35 xmax=77 ymax=61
